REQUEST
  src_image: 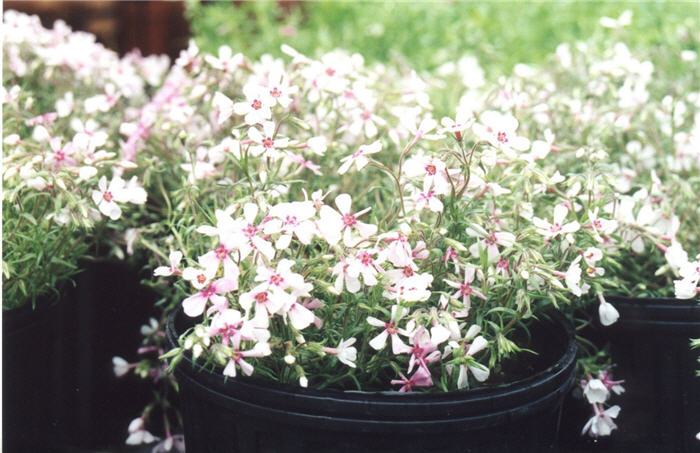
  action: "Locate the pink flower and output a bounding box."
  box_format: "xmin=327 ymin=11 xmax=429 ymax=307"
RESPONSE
xmin=247 ymin=121 xmax=289 ymax=157
xmin=182 ymin=277 xmax=237 ymax=317
xmin=204 ymin=45 xmax=243 ymax=72
xmin=234 ymin=84 xmax=273 ymax=125
xmin=367 ymin=305 xmax=412 ymax=354
xmin=533 ymin=204 xmax=580 ymax=240
xmin=581 ymin=404 xmax=620 ymax=437
xmin=222 ymin=339 xmax=271 ymax=378
xmin=154 ymin=251 xmax=183 ymax=277
xmin=444 ymin=267 xmax=486 ymax=315
xmin=338 ymin=140 xmax=382 ymax=174
xmin=318 ymin=194 xmax=377 ymax=246
xmin=390 ymin=367 xmax=433 ymax=392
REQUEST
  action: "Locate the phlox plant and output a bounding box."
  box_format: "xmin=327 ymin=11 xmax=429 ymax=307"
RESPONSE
xmin=2 ymin=11 xmax=169 ymax=310
xmin=114 ymin=12 xmax=698 ymax=448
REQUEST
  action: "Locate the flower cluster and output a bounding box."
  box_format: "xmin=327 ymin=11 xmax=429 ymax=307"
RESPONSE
xmin=580 ymin=369 xmax=625 ymax=437
xmin=2 ymin=11 xmax=167 ymax=309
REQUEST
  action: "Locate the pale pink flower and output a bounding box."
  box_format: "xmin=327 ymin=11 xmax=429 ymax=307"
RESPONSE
xmin=125 ymin=417 xmax=158 ymax=445
xmin=45 ymin=137 xmax=77 ymax=169
xmin=222 ymin=338 xmax=271 ymax=378
xmin=182 ymin=276 xmax=237 ymax=317
xmin=318 ymin=194 xmax=377 ymax=246
xmin=247 ymin=121 xmax=289 ymax=157
xmin=323 ymin=338 xmax=357 ymax=368
xmin=407 ymin=326 xmax=441 ymax=373
xmin=468 ymin=230 xmax=515 ymax=263
xmin=382 ymin=273 xmax=433 ymax=303
xmin=331 ymin=256 xmax=362 ymax=294
xmin=154 ymin=251 xmax=183 ymax=277
xmin=444 ymin=267 xmax=486 ymax=315
xmin=533 ymin=204 xmax=580 ymax=240
xmin=212 ymin=91 xmax=234 ymax=125
xmin=234 ymin=84 xmax=273 ymax=125
xmin=390 ymin=367 xmax=433 ymax=392
xmin=473 ymin=110 xmax=530 ymax=159
xmin=91 ymin=175 xmax=145 ymax=220
xmin=337 ymin=140 xmax=382 ymax=174
xmin=367 ymin=305 xmax=412 ymax=354
xmin=239 ymin=283 xmax=295 ymax=328
xmin=582 ymin=405 xmax=620 ymax=437
xmin=204 ymin=45 xmax=243 ymax=72
xmin=265 ymin=69 xmax=297 ymax=109
xmin=265 ymin=201 xmax=317 ymax=248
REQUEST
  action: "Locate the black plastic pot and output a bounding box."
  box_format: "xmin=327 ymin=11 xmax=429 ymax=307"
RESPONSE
xmin=167 ymin=310 xmax=577 ymax=453
xmin=2 ymin=297 xmax=56 ymax=451
xmin=47 ymin=260 xmax=158 ymax=450
xmin=601 ymin=296 xmax=700 ymax=452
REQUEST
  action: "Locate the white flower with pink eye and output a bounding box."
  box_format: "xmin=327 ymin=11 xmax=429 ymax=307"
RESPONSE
xmin=212 ymin=91 xmax=234 ymax=125
xmin=228 ymin=203 xmax=276 ymax=262
xmin=582 ymin=405 xmax=620 ymax=437
xmin=181 ymin=267 xmax=237 ymax=318
xmin=91 ymin=175 xmax=143 ymax=220
xmin=587 ymin=208 xmax=618 ymax=242
xmin=407 ymin=326 xmax=441 ymax=374
xmin=674 ymin=259 xmax=700 ymax=299
xmin=366 ymin=305 xmax=412 ymax=354
xmin=444 ymin=267 xmax=486 ymax=315
xmin=247 ymin=122 xmax=289 ymax=157
xmin=452 ymin=325 xmax=490 ymax=388
xmin=563 ymin=256 xmax=587 ymax=297
xmin=204 ymin=45 xmax=243 ymax=72
xmin=266 ymin=69 xmax=297 ymax=109
xmin=239 ymin=283 xmax=295 ymax=329
xmin=331 ymin=256 xmax=361 ymax=294
xmin=154 ymin=250 xmax=183 ymax=277
xmin=338 ymin=140 xmax=382 ymax=175
xmin=533 ymin=204 xmax=580 ymax=240
xmin=234 ymin=84 xmax=273 ymax=125
xmin=411 ymin=179 xmax=444 ymax=213
xmin=323 ymin=338 xmax=357 ymax=368
xmin=347 ymin=249 xmax=385 ymax=288
xmin=345 ymin=105 xmax=387 ymax=138
xmin=71 ymin=118 xmax=108 ymax=150
xmin=318 ymin=194 xmax=377 ymax=247
xmin=403 ymin=154 xmax=451 ymax=196
xmin=208 ymin=309 xmax=255 ymax=348
xmin=473 ymin=110 xmax=530 ymax=159
xmin=45 ymin=137 xmax=77 ymax=169
xmin=222 ymin=339 xmax=271 ymax=378
xmin=468 ymin=229 xmax=516 ymax=263
xmin=383 ymin=273 xmax=433 ymax=303
xmin=265 ymin=201 xmax=317 ymax=249
xmin=440 ymin=109 xmax=473 ymax=142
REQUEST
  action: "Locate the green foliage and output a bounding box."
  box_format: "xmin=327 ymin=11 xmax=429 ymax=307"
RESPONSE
xmin=186 ymin=0 xmax=697 ymax=76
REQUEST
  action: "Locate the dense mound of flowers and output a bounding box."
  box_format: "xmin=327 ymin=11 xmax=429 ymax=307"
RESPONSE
xmin=2 ymin=11 xmax=169 ymax=309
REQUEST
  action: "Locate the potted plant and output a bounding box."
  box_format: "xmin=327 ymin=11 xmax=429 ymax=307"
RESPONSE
xmin=111 ymin=36 xmax=653 ymax=451
xmin=488 ymin=14 xmax=700 ymax=449
xmin=2 ymin=11 xmax=169 ymax=450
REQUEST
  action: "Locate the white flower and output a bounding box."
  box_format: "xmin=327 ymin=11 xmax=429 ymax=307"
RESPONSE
xmin=582 ymin=405 xmax=620 ymax=437
xmin=112 ymin=356 xmax=130 ymax=377
xmin=583 ymin=379 xmax=610 ymax=404
xmin=335 ymin=338 xmax=358 ymax=368
xmin=598 ymin=293 xmax=620 ymax=327
xmin=338 ymin=140 xmax=382 ymax=174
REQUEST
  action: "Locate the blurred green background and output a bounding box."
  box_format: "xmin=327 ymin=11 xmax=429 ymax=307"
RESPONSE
xmin=186 ymin=0 xmax=698 ymax=77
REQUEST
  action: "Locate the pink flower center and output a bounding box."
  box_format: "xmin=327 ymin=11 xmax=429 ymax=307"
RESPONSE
xmin=202 ymin=285 xmax=216 ymax=298
xmin=497 ymin=258 xmax=509 ymax=270
xmin=269 ymin=87 xmax=282 ymax=98
xmin=361 ymin=110 xmax=372 ymax=121
xmin=384 ymin=321 xmax=397 ymax=335
xmin=102 ymin=191 xmax=114 ymax=202
xmin=497 ymin=131 xmax=508 ymax=143
xmin=196 ymin=274 xmax=207 ymax=285
xmin=593 ymin=220 xmax=602 ymax=229
xmin=262 ymin=137 xmax=274 ymax=148
xmin=325 ymin=67 xmax=336 ymax=76
xmin=459 ymin=282 xmax=473 ymax=296
xmin=215 ymin=245 xmax=228 ymax=260
xmin=342 ymin=214 xmax=357 ymax=227
xmin=254 ymin=291 xmax=269 ymax=303
xmin=269 ymin=274 xmax=284 ymax=286
xmin=251 ymin=99 xmax=262 ymax=110
xmin=55 ymin=150 xmax=66 ymax=161
xmin=284 ymin=215 xmax=298 ymax=226
xmin=403 ymin=266 xmax=414 ymax=277
xmin=359 ymin=252 xmax=373 ymax=266
xmin=243 ymin=223 xmax=258 ymax=238
xmin=425 ymin=164 xmax=437 ymax=175
xmin=550 ymin=223 xmax=562 ymax=233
